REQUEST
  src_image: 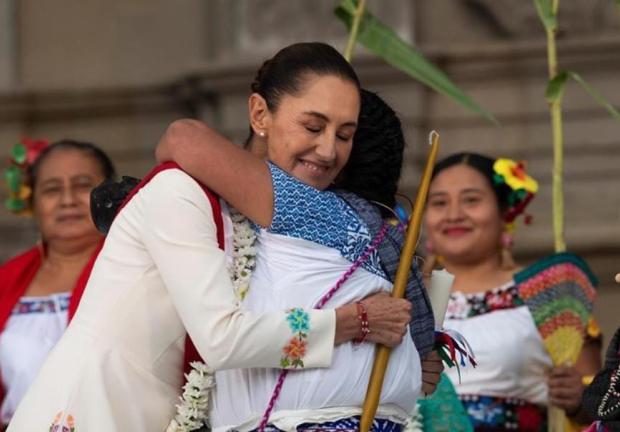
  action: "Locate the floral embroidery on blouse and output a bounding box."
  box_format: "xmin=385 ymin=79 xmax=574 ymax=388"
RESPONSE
xmin=49 ymin=411 xmax=76 ymax=432
xmin=280 ymin=308 xmax=310 ymax=368
xmin=12 ymin=293 xmax=71 ymax=316
xmin=446 ymin=282 xmax=523 ymax=320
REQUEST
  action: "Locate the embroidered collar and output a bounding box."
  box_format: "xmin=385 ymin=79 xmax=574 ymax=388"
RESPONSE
xmin=12 ymin=292 xmax=72 ymax=316
xmin=446 ymin=281 xmax=524 ymax=320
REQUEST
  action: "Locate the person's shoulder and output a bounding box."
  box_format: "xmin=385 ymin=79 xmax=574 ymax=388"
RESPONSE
xmin=142 ymin=166 xmax=209 ymax=200
xmin=135 ymin=166 xmax=219 ymax=220
xmin=0 ymin=247 xmax=41 ymax=292
xmin=148 ymin=165 xmax=196 ymax=186
xmin=0 ymin=246 xmax=40 ymax=271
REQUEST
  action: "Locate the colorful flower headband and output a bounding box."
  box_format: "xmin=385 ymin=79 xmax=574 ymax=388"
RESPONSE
xmin=4 ymin=138 xmax=49 ymax=215
xmin=492 ymin=158 xmax=538 ymax=228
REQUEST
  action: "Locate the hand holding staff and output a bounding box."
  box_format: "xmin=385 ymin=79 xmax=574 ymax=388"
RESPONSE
xmin=360 ymin=131 xmax=440 ymax=432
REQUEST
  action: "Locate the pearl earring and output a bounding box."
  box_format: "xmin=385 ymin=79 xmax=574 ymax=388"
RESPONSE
xmin=259 ymin=131 xmax=265 ymax=137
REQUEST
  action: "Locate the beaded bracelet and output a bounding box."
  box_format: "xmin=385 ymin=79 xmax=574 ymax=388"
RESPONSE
xmin=354 ymin=301 xmax=370 ymax=344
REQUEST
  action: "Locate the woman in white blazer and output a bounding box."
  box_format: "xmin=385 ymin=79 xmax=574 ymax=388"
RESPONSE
xmin=154 ymin=43 xmax=432 ymax=431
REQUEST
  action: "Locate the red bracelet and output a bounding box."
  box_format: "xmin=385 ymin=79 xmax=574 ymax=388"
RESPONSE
xmin=354 ymin=301 xmax=370 ymax=344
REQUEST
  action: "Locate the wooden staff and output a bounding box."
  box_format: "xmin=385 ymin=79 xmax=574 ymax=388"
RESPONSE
xmin=360 ymin=131 xmax=440 ymax=432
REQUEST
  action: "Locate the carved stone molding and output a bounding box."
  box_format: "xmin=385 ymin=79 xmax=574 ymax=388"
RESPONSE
xmin=465 ymin=0 xmax=620 ymax=38
xmin=206 ymin=0 xmax=415 ymax=62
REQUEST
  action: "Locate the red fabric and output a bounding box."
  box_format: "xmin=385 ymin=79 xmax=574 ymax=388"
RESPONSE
xmin=0 ymin=248 xmax=42 ymax=334
xmin=0 ymin=247 xmax=41 ymax=411
xmin=67 ymin=241 xmax=104 ymax=321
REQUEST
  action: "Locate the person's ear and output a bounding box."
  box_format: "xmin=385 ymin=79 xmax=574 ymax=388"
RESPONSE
xmin=249 ymin=93 xmax=271 ymax=138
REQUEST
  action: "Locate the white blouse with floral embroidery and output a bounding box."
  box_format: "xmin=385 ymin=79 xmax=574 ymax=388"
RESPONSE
xmin=443 ymin=281 xmax=552 ymax=405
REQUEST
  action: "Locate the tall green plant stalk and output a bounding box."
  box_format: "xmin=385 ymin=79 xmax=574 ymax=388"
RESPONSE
xmin=343 ymin=0 xmax=367 ymax=61
xmin=544 ymin=3 xmax=568 ymax=431
xmin=546 ymin=0 xmax=566 ymax=253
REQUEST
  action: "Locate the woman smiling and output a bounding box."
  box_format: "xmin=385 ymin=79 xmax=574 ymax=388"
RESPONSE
xmin=423 ymin=152 xmax=601 ymax=431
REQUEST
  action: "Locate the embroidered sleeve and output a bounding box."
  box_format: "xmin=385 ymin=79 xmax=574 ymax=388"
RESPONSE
xmin=280 ymin=308 xmax=311 ymax=368
xmin=267 ymin=162 xmax=382 ymax=276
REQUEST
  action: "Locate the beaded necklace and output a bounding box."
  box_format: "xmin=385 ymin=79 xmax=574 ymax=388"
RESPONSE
xmin=597 ymin=360 xmax=620 ymax=418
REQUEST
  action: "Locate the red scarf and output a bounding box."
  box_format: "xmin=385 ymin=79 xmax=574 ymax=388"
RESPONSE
xmin=0 ymin=162 xmax=222 ymax=408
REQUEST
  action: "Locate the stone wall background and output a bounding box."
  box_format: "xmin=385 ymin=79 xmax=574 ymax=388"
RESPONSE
xmin=1 ymin=0 xmax=619 ymax=341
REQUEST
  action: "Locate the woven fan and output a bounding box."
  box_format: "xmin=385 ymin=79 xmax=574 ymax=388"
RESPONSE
xmin=514 ymin=252 xmax=597 ymax=431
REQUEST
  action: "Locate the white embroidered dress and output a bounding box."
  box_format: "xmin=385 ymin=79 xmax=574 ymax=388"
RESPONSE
xmin=444 ymin=281 xmax=552 ymax=404
xmin=211 ymin=164 xmax=422 ymax=432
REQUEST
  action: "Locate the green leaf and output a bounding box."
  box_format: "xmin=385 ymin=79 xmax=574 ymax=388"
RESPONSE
xmin=546 ymin=70 xmax=620 ymax=121
xmin=5 ymin=198 xmax=26 ymax=212
xmin=11 ymin=143 xmax=27 ymax=164
xmin=4 ymin=166 xmax=22 ymax=192
xmin=533 ymin=0 xmax=557 ymax=31
xmin=545 ymin=71 xmax=568 ymax=103
xmin=335 ymin=0 xmax=498 ymax=126
xmin=568 ymin=71 xmax=620 ymax=122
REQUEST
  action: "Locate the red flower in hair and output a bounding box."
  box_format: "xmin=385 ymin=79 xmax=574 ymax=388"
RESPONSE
xmin=21 ymin=137 xmax=49 ymax=164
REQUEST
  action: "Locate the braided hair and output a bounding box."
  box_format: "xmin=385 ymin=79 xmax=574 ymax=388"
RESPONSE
xmin=334 ymin=89 xmax=405 ymax=216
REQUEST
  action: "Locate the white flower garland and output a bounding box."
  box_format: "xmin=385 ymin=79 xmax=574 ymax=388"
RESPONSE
xmin=166 ymin=362 xmax=215 ymax=432
xmin=167 ymin=209 xmax=257 ymax=432
xmin=228 ymin=208 xmax=257 ymax=301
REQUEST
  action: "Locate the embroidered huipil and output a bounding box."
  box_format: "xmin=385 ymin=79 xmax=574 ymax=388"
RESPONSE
xmin=444 ymin=281 xmax=552 ymax=431
xmin=211 ymin=164 xmax=422 ymax=432
xmin=0 ymin=293 xmax=70 ymax=423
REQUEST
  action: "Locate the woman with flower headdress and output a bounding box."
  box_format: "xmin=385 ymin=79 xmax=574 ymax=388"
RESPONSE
xmin=422 ymin=152 xmax=602 ymax=431
xmin=0 ymin=139 xmax=115 ymax=426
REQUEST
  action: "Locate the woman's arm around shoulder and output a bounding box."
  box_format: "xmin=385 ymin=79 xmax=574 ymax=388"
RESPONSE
xmin=136 ymin=168 xmax=333 ymax=370
xmin=155 ymin=119 xmax=273 ymax=226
